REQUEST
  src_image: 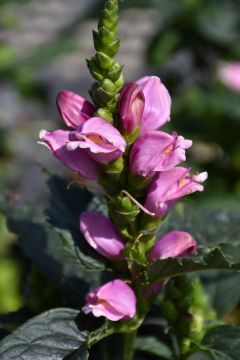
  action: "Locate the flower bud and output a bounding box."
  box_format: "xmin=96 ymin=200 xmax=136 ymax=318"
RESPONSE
xmin=119 ymin=82 xmax=145 ymax=133
xmin=148 ymin=231 xmax=197 ymax=261
xmin=80 ymin=212 xmax=126 ymax=259
xmin=82 ymin=279 xmax=137 ymax=321
xmin=56 ymin=91 xmax=96 ymax=128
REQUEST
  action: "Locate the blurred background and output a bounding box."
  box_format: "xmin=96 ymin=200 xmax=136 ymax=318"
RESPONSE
xmin=0 ymin=0 xmax=240 ymax=330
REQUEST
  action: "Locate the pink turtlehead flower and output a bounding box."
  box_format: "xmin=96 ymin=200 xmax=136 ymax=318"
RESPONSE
xmin=39 ymin=129 xmax=99 ymax=180
xmin=67 ymin=117 xmax=126 ymax=164
xmin=130 ymin=131 xmax=192 ymax=177
xmin=57 ymin=90 xmax=96 ymax=128
xmin=80 ymin=212 xmax=126 ymax=259
xmin=119 ymin=82 xmax=145 ymax=133
xmin=82 ymin=279 xmax=137 ymax=321
xmin=136 ymin=76 xmax=171 ymax=135
xmin=145 ymin=167 xmax=208 ymax=217
xmin=218 ymin=62 xmax=240 ymax=92
xmin=149 ymin=231 xmax=197 ymax=261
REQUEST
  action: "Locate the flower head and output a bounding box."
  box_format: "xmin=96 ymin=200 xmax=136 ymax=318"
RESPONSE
xmin=130 ymin=131 xmax=192 ymax=177
xmin=80 ymin=212 xmax=126 ymax=259
xmin=149 ymin=231 xmax=197 ymax=261
xmin=82 ymin=279 xmax=137 ymax=321
xmin=145 ymin=167 xmax=208 ymax=217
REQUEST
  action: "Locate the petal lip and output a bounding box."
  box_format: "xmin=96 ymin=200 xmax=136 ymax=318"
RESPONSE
xmin=56 ymin=90 xmax=96 ymax=128
xmin=145 ymin=167 xmax=207 ymax=217
xmin=67 ymin=117 xmax=126 ymax=164
xmin=80 ymin=212 xmax=126 ymax=259
xmin=82 ymin=279 xmax=137 ymax=321
xmin=39 ymin=129 xmax=99 ymax=180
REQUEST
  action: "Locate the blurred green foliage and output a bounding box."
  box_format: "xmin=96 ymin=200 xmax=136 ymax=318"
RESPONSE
xmin=146 ymin=0 xmax=240 ymax=196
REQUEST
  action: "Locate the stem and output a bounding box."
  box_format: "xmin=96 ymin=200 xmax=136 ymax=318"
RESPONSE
xmin=123 ymin=330 xmax=137 ymax=360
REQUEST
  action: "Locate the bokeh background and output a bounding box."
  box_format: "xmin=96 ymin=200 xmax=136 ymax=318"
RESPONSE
xmin=1 ymin=0 xmax=240 ymax=331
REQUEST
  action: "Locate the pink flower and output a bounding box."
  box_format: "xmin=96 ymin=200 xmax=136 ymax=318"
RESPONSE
xmin=119 ymin=82 xmax=145 ymax=133
xmin=57 ymin=90 xmax=96 ymax=128
xmin=145 ymin=167 xmax=208 ymax=217
xmin=82 ymin=279 xmax=137 ymax=321
xmin=130 ymin=131 xmax=192 ymax=177
xmin=136 ymin=76 xmax=171 ymax=135
xmin=39 ymin=89 xmax=127 ymax=175
xmin=39 ymin=129 xmax=99 ymax=180
xmin=148 ymin=231 xmax=197 ymax=261
xmin=80 ymin=212 xmax=126 ymax=259
xmin=218 ymin=62 xmax=240 ymax=92
xmin=67 ymin=117 xmax=126 ymax=164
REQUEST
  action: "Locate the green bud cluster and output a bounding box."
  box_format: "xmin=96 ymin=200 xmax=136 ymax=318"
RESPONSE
xmin=162 ymin=275 xmax=195 ymax=353
xmin=162 ymin=276 xmax=216 ymax=354
xmin=87 ymin=0 xmax=124 ymax=115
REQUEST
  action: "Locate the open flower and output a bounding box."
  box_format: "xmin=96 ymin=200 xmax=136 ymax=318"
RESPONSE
xmin=145 ymin=167 xmax=208 ymax=217
xmin=80 ymin=212 xmax=126 ymax=259
xmin=136 ymin=76 xmax=171 ymax=135
xmin=82 ymin=279 xmax=137 ymax=321
xmin=130 ymin=131 xmax=192 ymax=177
xmin=39 ymin=90 xmax=126 ymax=177
xmin=149 ymin=231 xmax=197 ymax=261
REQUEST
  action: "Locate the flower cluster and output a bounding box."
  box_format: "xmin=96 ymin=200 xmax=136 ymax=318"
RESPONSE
xmin=39 ymin=75 xmax=207 ymax=321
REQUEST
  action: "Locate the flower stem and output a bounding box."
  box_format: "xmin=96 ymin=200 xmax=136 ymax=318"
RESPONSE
xmin=123 ymin=330 xmax=137 ymax=360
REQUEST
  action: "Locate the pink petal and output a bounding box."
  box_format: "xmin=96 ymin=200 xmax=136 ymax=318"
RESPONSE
xmin=130 ymin=131 xmax=192 ymax=177
xmin=57 ymin=90 xmax=96 ymax=128
xmin=67 ymin=117 xmax=126 ymax=164
xmin=97 ymin=280 xmax=136 ymax=319
xmin=145 ymin=167 xmax=207 ymax=217
xmin=119 ymin=82 xmax=145 ymax=133
xmin=80 ymin=212 xmax=126 ymax=259
xmin=39 ymin=129 xmax=99 ymax=180
xmin=82 ymin=279 xmax=137 ymax=321
xmin=136 ymin=76 xmax=171 ymax=135
xmin=149 ymin=231 xmax=197 ymax=261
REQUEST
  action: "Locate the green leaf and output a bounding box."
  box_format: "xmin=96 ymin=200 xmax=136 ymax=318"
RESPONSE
xmin=201 ymin=270 xmax=240 ymax=317
xmin=135 ymin=336 xmax=172 ymax=359
xmin=186 ymin=325 xmax=240 ymax=360
xmin=45 ymin=175 xmax=108 ymax=271
xmin=0 ymin=308 xmax=89 ymax=360
xmin=0 ymin=189 xmax=106 ymax=306
xmin=147 ymin=204 xmax=240 ymax=282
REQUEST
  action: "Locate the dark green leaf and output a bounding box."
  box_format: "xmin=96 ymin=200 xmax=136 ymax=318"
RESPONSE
xmin=135 ymin=336 xmax=172 ymax=359
xmin=187 ymin=325 xmax=240 ymax=360
xmin=0 ymin=193 xmax=105 ymax=306
xmin=147 ymin=205 xmax=240 ymax=282
xmin=0 ymin=308 xmax=89 ymax=360
xmin=200 ymin=271 xmax=240 ymax=317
